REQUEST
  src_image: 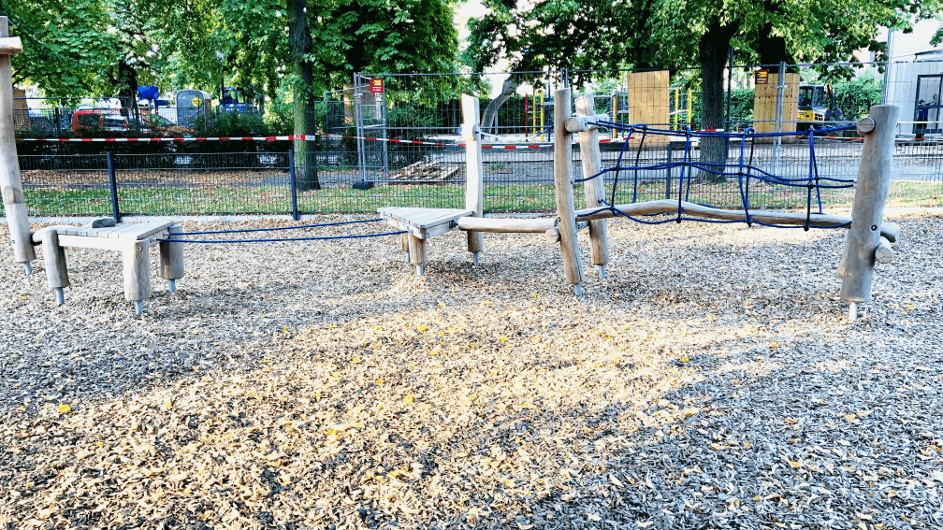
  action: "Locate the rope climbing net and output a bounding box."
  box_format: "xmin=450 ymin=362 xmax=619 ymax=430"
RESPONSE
xmin=576 ymin=122 xmax=861 ymax=230
xmin=155 ymin=218 xmax=406 ymax=244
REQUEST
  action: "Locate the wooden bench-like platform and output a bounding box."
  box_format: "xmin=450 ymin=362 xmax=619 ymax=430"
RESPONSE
xmin=32 ymin=220 xmax=185 ymax=314
xmin=378 ymin=207 xmax=474 ymax=276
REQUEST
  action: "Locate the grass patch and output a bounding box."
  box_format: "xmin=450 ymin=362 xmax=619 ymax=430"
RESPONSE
xmin=5 ymin=180 xmax=940 ymax=217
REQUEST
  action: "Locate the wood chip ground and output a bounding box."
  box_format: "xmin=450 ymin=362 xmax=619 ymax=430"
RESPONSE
xmin=1 ymin=209 xmax=941 ymax=529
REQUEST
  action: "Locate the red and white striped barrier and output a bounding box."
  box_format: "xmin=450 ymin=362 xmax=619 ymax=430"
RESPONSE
xmin=17 ymin=133 xmax=629 ymax=149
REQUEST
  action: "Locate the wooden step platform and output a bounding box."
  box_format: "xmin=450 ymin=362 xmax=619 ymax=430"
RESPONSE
xmin=378 ymin=207 xmax=474 ymax=276
xmin=33 ymin=220 xmax=185 ymax=313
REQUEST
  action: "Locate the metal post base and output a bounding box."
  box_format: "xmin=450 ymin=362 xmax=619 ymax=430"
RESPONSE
xmin=404 ymin=251 xmax=410 ymax=263
xmin=596 ymin=265 xmax=606 ymax=279
xmin=416 ymin=264 xmax=424 ymax=277
xmin=134 ymin=301 xmax=144 ymax=315
xmin=573 ymin=283 xmax=583 ymax=297
xmin=473 ymin=252 xmax=480 ymax=266
xmin=848 ymin=302 xmax=858 ymax=322
xmin=54 ymin=288 xmax=64 ymax=306
xmin=168 ymin=279 xmax=176 ymax=294
xmin=24 ymin=263 xmax=32 ymax=276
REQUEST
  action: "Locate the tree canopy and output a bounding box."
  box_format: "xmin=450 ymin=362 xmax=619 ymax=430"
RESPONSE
xmin=465 ymin=0 xmax=941 ymax=170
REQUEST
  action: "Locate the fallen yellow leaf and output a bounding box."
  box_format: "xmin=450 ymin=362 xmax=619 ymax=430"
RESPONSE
xmin=58 ymin=404 xmax=71 ymax=414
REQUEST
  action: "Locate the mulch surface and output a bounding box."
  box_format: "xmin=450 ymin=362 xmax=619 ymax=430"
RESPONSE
xmin=0 ymin=210 xmax=941 ymax=529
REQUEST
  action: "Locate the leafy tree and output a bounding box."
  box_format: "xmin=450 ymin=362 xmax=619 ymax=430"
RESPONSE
xmin=160 ymin=0 xmax=465 ymax=189
xmin=6 ymin=0 xmax=117 ymax=96
xmin=466 ymin=0 xmax=943 ymax=177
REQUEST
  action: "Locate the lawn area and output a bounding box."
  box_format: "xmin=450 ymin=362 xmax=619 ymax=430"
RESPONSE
xmin=5 ymin=180 xmax=941 ymax=217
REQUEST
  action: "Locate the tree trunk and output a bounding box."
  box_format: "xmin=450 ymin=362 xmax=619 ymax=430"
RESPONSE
xmin=698 ymin=22 xmax=737 ymax=183
xmin=117 ymin=60 xmax=139 ymax=124
xmin=481 ymin=79 xmax=518 ymax=135
xmin=288 ymin=0 xmax=320 ymax=191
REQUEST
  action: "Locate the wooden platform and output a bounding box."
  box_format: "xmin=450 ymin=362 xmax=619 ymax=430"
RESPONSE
xmin=378 ymin=207 xmax=474 ymax=276
xmin=378 ymin=207 xmax=473 ymax=239
xmin=50 ymin=221 xmax=175 ymax=251
xmin=33 ymin=220 xmax=184 ymax=312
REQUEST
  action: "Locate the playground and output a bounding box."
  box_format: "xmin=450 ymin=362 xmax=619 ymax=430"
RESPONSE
xmin=3 ymin=23 xmax=943 ymax=527
xmin=1 ymin=212 xmax=942 ymax=527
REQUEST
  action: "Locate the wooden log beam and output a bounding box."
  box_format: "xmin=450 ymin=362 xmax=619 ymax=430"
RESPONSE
xmin=564 ymin=113 xmax=611 ymax=133
xmin=841 ymin=105 xmax=900 ymax=306
xmin=0 ymin=37 xmax=22 ymax=55
xmin=554 ymin=88 xmax=585 ymax=290
xmin=874 ymin=236 xmax=893 ymax=265
xmin=457 ymin=217 xmax=556 ymax=234
xmin=575 ymin=95 xmax=609 ymax=274
xmin=462 ymin=94 xmax=485 ymax=257
xmin=0 ymin=19 xmax=35 ymax=266
xmin=574 ymin=198 xmax=900 ymax=242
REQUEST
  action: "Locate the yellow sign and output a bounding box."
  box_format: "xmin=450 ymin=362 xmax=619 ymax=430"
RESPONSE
xmin=192 ymin=96 xmax=202 ymax=107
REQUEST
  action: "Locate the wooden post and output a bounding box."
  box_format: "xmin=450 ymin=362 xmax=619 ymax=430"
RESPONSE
xmin=462 ymin=94 xmax=484 ymax=265
xmin=840 ymin=106 xmax=900 ymax=321
xmin=123 ymin=239 xmax=152 ymax=314
xmin=408 ymin=234 xmax=427 ymax=277
xmin=41 ymin=230 xmax=69 ymax=306
xmin=0 ymin=19 xmax=35 ymax=272
xmin=400 ymin=232 xmax=410 ymax=263
xmin=574 ymin=95 xmax=610 ymax=279
xmin=159 ymin=224 xmax=185 ymax=293
xmin=553 ymin=88 xmax=585 ymax=295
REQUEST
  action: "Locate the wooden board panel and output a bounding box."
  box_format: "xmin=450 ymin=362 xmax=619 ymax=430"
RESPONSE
xmin=378 ymin=207 xmax=472 ymax=229
xmin=754 ymin=72 xmax=799 ymax=143
xmin=627 ymin=70 xmax=670 ymax=144
xmin=57 ymin=222 xmax=173 ymax=244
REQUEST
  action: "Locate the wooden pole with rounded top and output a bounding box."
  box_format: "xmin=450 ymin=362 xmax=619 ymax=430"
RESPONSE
xmin=462 ymin=94 xmax=484 ymax=265
xmin=573 ymin=94 xmax=610 ymax=278
xmin=839 ymin=106 xmax=900 ymax=321
xmin=553 ymin=88 xmax=585 ymax=295
xmin=0 ymin=17 xmax=35 ymax=273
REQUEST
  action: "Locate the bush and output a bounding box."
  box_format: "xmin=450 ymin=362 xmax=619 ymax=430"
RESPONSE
xmin=833 ymin=73 xmax=883 ymax=120
xmin=689 ymin=88 xmax=754 ymax=130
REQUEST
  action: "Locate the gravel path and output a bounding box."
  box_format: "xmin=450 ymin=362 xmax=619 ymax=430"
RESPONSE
xmin=0 ymin=210 xmax=941 ymax=529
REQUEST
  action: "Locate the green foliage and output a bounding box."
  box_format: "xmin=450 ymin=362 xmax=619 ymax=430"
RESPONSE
xmin=7 ymin=0 xmax=118 ymax=95
xmin=833 ymin=72 xmax=883 ymax=120
xmin=688 ymin=89 xmax=754 ymax=129
xmin=194 ymin=111 xmax=269 ymax=137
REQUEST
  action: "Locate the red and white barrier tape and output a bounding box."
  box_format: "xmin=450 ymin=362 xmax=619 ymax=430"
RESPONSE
xmin=17 ymin=132 xmax=630 ymax=149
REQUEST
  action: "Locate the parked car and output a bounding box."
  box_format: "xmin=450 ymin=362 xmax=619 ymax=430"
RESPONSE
xmin=71 ymin=109 xmax=129 ymax=136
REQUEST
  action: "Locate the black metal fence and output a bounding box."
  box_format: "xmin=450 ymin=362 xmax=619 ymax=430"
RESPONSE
xmin=9 ymin=135 xmax=942 ymax=219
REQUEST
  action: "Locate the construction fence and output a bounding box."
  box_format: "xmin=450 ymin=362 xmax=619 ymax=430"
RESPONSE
xmin=9 ymin=61 xmax=943 ymax=218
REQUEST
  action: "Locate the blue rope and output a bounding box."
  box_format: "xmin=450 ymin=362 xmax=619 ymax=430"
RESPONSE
xmin=582 ymin=117 xmax=858 ymax=233
xmin=174 ymin=218 xmax=384 ymax=236
xmin=597 ymin=198 xmax=852 ymax=230
xmin=157 ymin=230 xmax=407 ymax=244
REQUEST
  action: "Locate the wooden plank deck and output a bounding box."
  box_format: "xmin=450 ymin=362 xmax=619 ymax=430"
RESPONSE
xmin=378 ymin=207 xmax=473 ymax=229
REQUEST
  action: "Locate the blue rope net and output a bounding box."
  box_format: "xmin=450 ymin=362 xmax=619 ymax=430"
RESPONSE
xmin=156 ymin=218 xmax=406 ymax=244
xmin=574 ymin=123 xmax=859 ymax=230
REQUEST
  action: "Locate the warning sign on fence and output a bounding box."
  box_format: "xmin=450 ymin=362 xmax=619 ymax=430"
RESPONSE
xmin=755 ymin=69 xmax=769 ymax=85
xmin=370 ymin=78 xmax=384 ymax=94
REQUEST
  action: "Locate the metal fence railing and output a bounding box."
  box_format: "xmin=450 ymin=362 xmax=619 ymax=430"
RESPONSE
xmin=9 ymin=60 xmax=943 ymax=217
xmin=8 ymin=134 xmax=942 ymax=219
